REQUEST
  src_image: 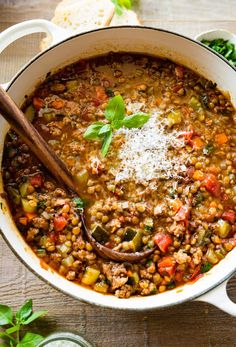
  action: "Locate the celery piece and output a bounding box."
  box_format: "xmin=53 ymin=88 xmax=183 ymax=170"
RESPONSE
xmin=167 ymin=110 xmax=182 ymax=127
xmin=189 ymin=96 xmax=201 ymax=111
xmin=24 ymin=105 xmax=35 ymax=122
xmin=82 ymin=267 xmax=100 ymax=285
xmin=8 ymin=187 xmax=21 ymax=205
xmin=66 ymin=80 xmax=78 ymax=90
xmin=93 ymin=281 xmax=109 ymax=293
xmin=217 ymin=219 xmax=231 ymax=238
xmin=19 ymin=182 xmax=29 ymax=197
xmin=62 ymin=255 xmax=74 ymax=267
xmin=206 ymin=248 xmax=219 ymax=264
xmin=21 ymin=198 xmax=37 ymax=213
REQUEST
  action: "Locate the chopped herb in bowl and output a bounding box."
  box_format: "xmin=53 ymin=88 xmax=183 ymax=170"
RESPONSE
xmin=201 ymin=38 xmax=236 ymax=67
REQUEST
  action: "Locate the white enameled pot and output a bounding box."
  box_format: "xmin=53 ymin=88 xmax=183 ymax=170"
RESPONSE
xmin=0 ymin=20 xmax=236 ymax=315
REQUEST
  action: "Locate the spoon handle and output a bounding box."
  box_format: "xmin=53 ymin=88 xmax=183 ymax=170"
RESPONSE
xmin=0 ymin=86 xmax=79 ymax=196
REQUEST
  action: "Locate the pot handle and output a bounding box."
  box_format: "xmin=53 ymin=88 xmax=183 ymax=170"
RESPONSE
xmin=195 ymin=278 xmax=236 ymax=316
xmin=0 ymin=19 xmax=68 ymax=89
xmin=0 ymin=19 xmax=68 ymax=55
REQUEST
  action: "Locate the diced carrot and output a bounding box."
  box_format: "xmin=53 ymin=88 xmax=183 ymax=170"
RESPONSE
xmin=215 ymin=133 xmax=228 ymax=145
xmin=19 ymin=217 xmax=28 ymax=225
xmin=158 ymin=256 xmax=176 ymax=277
xmin=51 ymin=99 xmax=65 ymax=109
xmin=154 ymin=233 xmax=172 ymax=253
xmin=206 ymin=166 xmax=220 ymax=174
xmin=54 ymin=216 xmax=67 ymax=232
xmin=191 ymin=137 xmax=204 ymax=150
xmin=170 ymin=198 xmax=183 ymax=212
xmin=96 ymin=86 xmax=107 ymax=101
xmin=193 ymin=170 xmax=205 ymax=181
xmin=33 ymin=97 xmax=43 ymax=111
xmin=156 ymin=97 xmax=162 ymax=106
xmin=202 ymin=173 xmax=221 ymax=197
xmin=25 ymin=212 xmax=37 ymax=220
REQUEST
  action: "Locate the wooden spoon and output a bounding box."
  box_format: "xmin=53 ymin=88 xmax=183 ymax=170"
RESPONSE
xmin=0 ymin=86 xmax=156 ymax=263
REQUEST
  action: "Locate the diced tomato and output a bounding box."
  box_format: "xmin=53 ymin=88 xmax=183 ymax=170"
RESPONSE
xmin=96 ymin=86 xmax=107 ymax=101
xmin=179 ymin=127 xmax=194 ymax=143
xmin=29 ymin=174 xmax=43 ymax=187
xmin=174 ymin=204 xmax=191 ymax=221
xmin=92 ymin=98 xmax=101 ymax=106
xmin=158 ymin=256 xmax=176 ymax=276
xmin=33 ymin=97 xmax=43 ymax=111
xmin=154 ymin=233 xmax=172 ymax=253
xmin=222 ymin=211 xmax=235 ymax=224
xmin=175 ymin=66 xmax=184 ymax=78
xmin=175 ymin=270 xmax=184 ymax=283
xmin=202 ymin=173 xmax=221 ymax=197
xmin=54 ymin=216 xmax=67 ymax=232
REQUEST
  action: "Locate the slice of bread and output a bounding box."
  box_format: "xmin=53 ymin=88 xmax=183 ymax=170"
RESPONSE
xmin=40 ymin=0 xmax=115 ymax=50
xmin=110 ymin=9 xmax=140 ymax=26
xmin=40 ymin=0 xmax=141 ymax=51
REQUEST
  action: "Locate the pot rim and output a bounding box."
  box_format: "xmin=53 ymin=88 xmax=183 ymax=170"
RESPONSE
xmin=1 ymin=25 xmax=236 ymax=310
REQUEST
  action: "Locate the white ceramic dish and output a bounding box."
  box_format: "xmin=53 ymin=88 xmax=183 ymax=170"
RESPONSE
xmin=195 ymin=29 xmax=236 ymax=45
xmin=0 ymin=20 xmax=236 ymax=315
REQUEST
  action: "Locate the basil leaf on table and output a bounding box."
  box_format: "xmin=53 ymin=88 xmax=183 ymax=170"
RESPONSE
xmin=122 ymin=113 xmax=150 ymax=128
xmin=16 ymin=332 xmax=44 ymax=347
xmin=0 ymin=305 xmax=13 ymax=326
xmin=16 ymin=300 xmax=32 ymax=324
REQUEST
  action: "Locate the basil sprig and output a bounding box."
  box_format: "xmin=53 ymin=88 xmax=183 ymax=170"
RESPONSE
xmin=83 ymin=95 xmax=150 ymax=157
xmin=0 ymin=299 xmax=47 ymax=347
xmin=111 ymin=0 xmax=132 ymax=15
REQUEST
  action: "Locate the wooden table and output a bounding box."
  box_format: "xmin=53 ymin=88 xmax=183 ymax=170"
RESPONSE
xmin=0 ymin=1 xmax=236 ymax=346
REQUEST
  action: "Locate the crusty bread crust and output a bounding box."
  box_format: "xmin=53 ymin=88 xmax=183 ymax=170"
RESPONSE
xmin=40 ymin=0 xmax=140 ymax=51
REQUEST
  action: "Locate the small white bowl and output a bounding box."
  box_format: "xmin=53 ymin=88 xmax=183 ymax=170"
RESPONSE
xmin=195 ymin=29 xmax=236 ymax=45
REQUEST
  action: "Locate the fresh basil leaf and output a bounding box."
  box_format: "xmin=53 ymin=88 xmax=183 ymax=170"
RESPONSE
xmin=104 ymin=95 xmax=125 ymax=123
xmin=0 ymin=305 xmax=13 ymax=325
xmin=111 ymin=0 xmax=132 ymax=14
xmin=16 ymin=332 xmax=44 ymax=347
xmin=22 ymin=310 xmax=47 ymax=325
xmin=98 ymin=124 xmax=111 ymax=136
xmin=0 ymin=332 xmax=15 ymax=341
xmin=83 ymin=122 xmax=104 ymax=140
xmin=16 ymin=299 xmax=32 ymax=323
xmin=122 ymin=113 xmax=150 ymax=129
xmin=6 ymin=325 xmax=20 ymax=334
xmin=101 ymin=131 xmax=113 ymax=157
xmin=200 ymin=262 xmax=213 ymax=273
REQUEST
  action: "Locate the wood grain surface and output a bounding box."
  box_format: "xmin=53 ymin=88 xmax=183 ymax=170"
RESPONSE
xmin=0 ymin=1 xmax=236 ymax=346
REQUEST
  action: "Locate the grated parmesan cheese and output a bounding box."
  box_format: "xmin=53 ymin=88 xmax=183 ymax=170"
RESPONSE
xmin=115 ymin=110 xmax=187 ymax=184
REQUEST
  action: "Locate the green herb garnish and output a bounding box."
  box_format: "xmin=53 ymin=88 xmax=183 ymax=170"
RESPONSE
xmin=200 ymin=262 xmax=213 ymax=273
xmin=0 ymin=299 xmax=47 ymax=347
xmin=37 ymin=200 xmax=46 ymax=210
xmin=111 ymin=0 xmax=132 ymax=15
xmin=73 ymin=197 xmax=84 ymax=209
xmin=83 ymin=95 xmax=150 ymax=157
xmin=202 ymin=39 xmax=236 ymax=67
xmin=203 ymin=143 xmax=214 ymax=156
